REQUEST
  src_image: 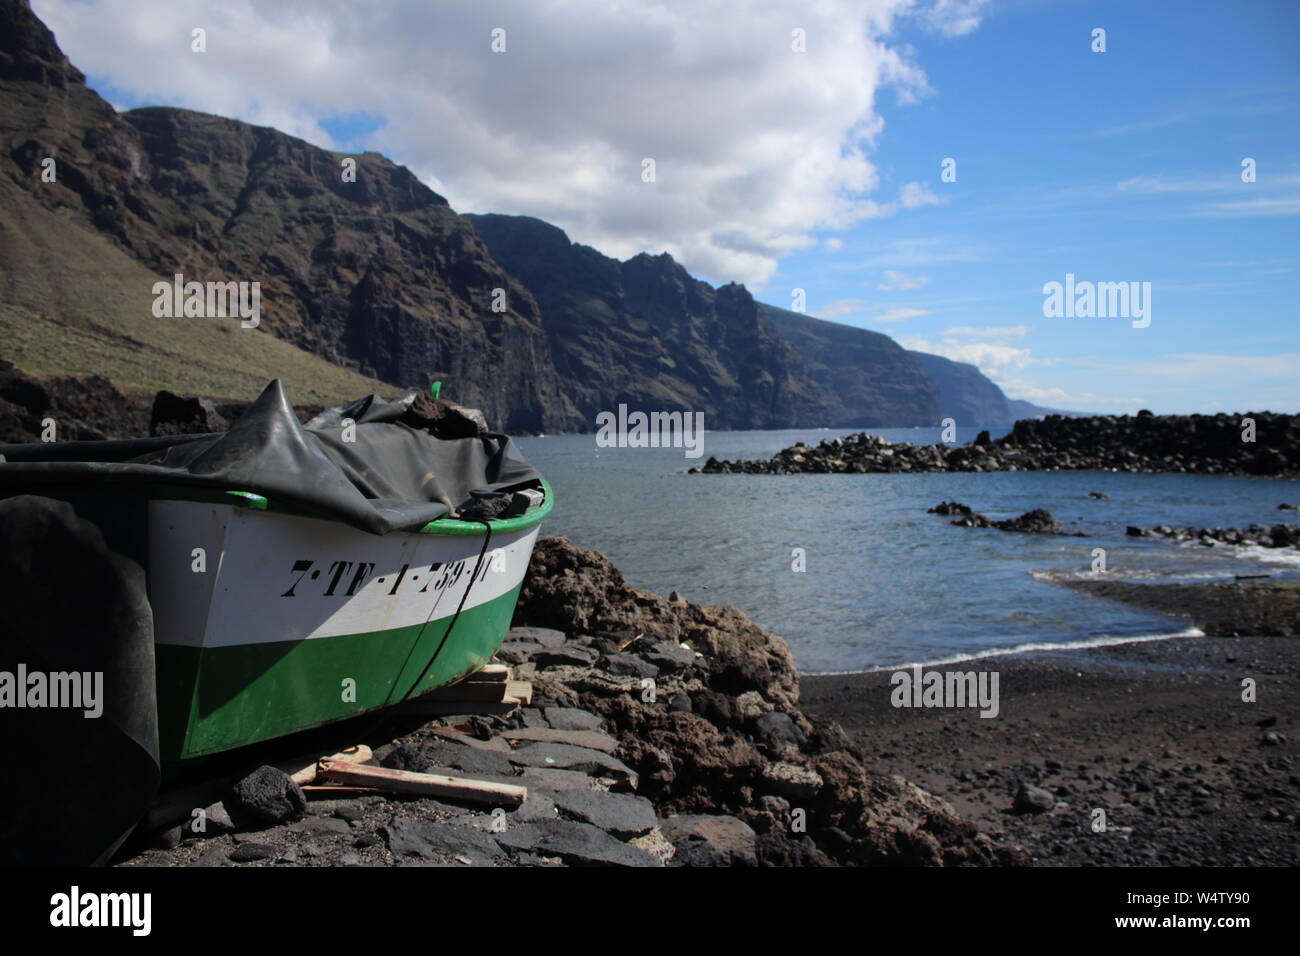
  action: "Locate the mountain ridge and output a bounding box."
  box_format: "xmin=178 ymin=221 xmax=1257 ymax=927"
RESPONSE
xmin=1 ymin=0 xmax=1074 ymax=432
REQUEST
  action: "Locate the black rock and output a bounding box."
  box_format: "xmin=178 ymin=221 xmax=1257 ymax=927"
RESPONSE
xmin=229 ymin=842 xmax=278 ymax=862
xmin=660 ymin=815 xmax=758 ymax=866
xmin=691 ymin=689 xmax=744 ymax=729
xmin=668 ymin=693 xmax=694 ymax=714
xmin=543 ymin=707 xmax=605 ymax=732
xmin=1013 ymin=782 xmax=1056 ymax=814
xmin=600 ymin=652 xmax=659 ymax=679
xmin=383 ymin=819 xmax=504 ymax=866
xmin=187 ymin=801 xmax=234 ymax=837
xmin=421 ymin=743 xmax=515 ymax=778
xmin=993 ymin=509 xmax=1063 ymax=534
xmin=380 ymin=742 xmax=430 ymax=772
xmin=533 ymin=647 xmax=598 ymax=669
xmin=645 ymin=641 xmax=698 ymax=673
xmin=226 ymin=766 xmax=307 ymax=826
xmin=496 ymin=640 xmax=542 ymax=665
xmin=505 ymin=742 xmax=638 ymax=782
xmin=456 ymin=494 xmax=512 ymax=522
xmin=495 ymin=818 xmax=660 ymax=867
xmin=753 ymin=712 xmax=806 ymax=754
xmin=398 ymin=394 xmax=489 ymax=440
xmin=286 ymin=816 xmax=351 ymax=837
xmin=511 ymin=792 xmax=557 ymax=824
xmin=552 ymin=790 xmax=657 ymax=837
xmin=150 ymin=390 xmax=228 ymax=437
xmin=506 ymin=627 xmax=567 ymax=648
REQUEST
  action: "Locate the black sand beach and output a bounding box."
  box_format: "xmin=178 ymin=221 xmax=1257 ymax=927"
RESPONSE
xmin=802 ymin=581 xmax=1300 ymax=867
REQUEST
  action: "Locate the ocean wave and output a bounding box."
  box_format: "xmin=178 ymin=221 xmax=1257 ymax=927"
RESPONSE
xmin=806 ymin=626 xmax=1205 ymax=676
xmin=1230 ymin=544 xmax=1300 ymax=568
xmin=1030 ymin=567 xmax=1233 ymax=583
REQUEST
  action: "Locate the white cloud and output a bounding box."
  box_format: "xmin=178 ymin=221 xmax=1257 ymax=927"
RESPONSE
xmin=879 ymin=269 xmax=930 ymax=291
xmin=872 ymin=307 xmax=931 ymax=323
xmin=812 ymin=301 xmax=930 ymax=322
xmin=1195 ymin=198 xmax=1300 ymax=218
xmin=823 ymin=237 xmax=844 ymax=251
xmin=32 ymin=0 xmax=987 ymax=288
xmin=942 ymin=325 xmax=1031 ymax=337
xmin=911 ymin=0 xmax=989 ymax=38
xmin=1124 ymin=353 xmax=1300 ymax=381
xmin=816 ymin=298 xmax=874 ymax=319
xmin=899 ymin=334 xmax=1032 ymax=379
xmin=853 ymin=237 xmax=987 ymax=269
xmin=995 ymin=379 xmax=1075 ymax=406
xmin=1116 ymin=171 xmax=1300 ymax=219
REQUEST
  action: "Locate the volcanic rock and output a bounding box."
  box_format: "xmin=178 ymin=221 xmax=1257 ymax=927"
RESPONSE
xmin=226 ymin=766 xmax=307 ymax=826
xmin=495 ymin=818 xmax=661 ymax=867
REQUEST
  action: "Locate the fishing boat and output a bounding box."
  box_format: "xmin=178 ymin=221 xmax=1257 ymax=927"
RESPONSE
xmin=0 ymin=380 xmax=551 ymax=864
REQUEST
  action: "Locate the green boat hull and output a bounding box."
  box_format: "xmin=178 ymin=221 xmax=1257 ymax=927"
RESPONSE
xmin=142 ymin=492 xmax=548 ymax=762
xmin=155 ymin=583 xmax=524 ymax=760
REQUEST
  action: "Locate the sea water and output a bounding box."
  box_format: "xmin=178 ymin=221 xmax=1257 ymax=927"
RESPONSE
xmin=516 ymin=427 xmax=1300 ymax=673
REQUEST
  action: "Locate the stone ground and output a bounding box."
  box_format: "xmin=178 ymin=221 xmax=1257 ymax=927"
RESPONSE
xmin=802 ymin=634 xmax=1299 ymax=867
xmin=124 ymin=681 xmax=687 ymax=868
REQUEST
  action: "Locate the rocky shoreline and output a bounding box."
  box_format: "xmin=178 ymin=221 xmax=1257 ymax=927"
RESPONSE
xmin=803 ymin=625 xmax=1299 ymax=867
xmin=0 ymin=362 xmax=326 ymax=444
xmin=121 ymin=537 xmax=1026 ymax=867
xmin=118 ymin=543 xmax=1300 ymax=869
xmin=694 ymin=410 xmax=1300 ymax=477
xmin=1126 ymin=522 xmax=1300 ymax=550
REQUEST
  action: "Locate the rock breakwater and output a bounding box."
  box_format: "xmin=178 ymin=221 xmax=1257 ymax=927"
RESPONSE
xmin=695 ymin=411 xmax=1300 ymax=477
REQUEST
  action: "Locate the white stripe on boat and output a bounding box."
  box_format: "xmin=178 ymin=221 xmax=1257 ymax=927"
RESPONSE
xmin=148 ymin=500 xmax=537 ymax=648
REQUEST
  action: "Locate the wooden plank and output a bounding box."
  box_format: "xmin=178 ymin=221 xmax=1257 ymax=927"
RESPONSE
xmin=278 ymin=744 xmax=372 ymax=785
xmin=474 ymin=664 xmax=511 ymax=682
xmin=505 ymin=680 xmax=533 ymax=705
xmin=317 ymin=759 xmax=526 ymax=806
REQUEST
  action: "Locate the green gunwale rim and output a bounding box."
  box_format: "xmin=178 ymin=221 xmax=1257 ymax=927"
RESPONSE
xmin=132 ymin=476 xmax=554 ymax=536
xmin=417 ymin=477 xmax=554 ymax=535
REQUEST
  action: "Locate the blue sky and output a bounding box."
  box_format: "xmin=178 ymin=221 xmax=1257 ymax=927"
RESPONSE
xmin=772 ymin=0 xmax=1300 ymax=413
xmin=40 ymin=0 xmax=1299 ymax=414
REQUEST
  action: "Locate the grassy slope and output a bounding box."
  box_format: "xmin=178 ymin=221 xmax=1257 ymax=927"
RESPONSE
xmin=0 ymin=180 xmax=398 ymax=406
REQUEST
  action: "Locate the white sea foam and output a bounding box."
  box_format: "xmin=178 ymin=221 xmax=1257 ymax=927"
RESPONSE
xmin=806 ymin=626 xmax=1204 ymax=676
xmin=1232 ymin=544 xmax=1300 ymax=568
xmin=1030 ymin=567 xmax=1229 ymax=584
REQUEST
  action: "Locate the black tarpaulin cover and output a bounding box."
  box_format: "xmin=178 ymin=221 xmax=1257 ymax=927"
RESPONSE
xmin=0 ymin=380 xmax=542 ymax=534
xmin=0 ymin=381 xmax=541 ymax=864
xmin=0 ymin=494 xmax=159 ymax=866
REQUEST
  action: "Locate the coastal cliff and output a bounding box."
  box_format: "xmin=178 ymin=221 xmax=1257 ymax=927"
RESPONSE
xmin=2 ymin=0 xmax=1047 ymax=432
